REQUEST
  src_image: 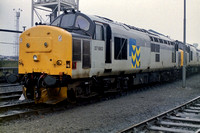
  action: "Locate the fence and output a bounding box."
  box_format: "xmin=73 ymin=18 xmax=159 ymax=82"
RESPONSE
xmin=0 ymin=29 xmax=22 ymax=82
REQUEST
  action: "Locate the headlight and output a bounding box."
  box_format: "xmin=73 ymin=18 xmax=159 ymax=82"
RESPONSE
xmin=33 ymin=55 xmax=38 ymax=61
xmin=56 ymin=60 xmax=62 ymax=65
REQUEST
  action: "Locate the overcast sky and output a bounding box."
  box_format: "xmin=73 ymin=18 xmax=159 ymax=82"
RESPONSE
xmin=0 ymin=0 xmax=200 ymax=56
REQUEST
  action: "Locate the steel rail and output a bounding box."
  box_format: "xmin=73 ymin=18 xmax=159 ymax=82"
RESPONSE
xmin=0 ymin=101 xmax=52 ymax=123
xmin=0 ymin=84 xmax=20 ymax=87
xmin=0 ymin=90 xmax=22 ymax=102
xmin=0 ymin=90 xmax=22 ymax=96
xmin=118 ymin=96 xmax=200 ymax=133
xmin=0 ymin=95 xmax=21 ymax=101
xmin=0 ymin=89 xmax=125 ymax=123
xmin=0 ymin=101 xmax=35 ymax=112
xmin=0 ymin=102 xmax=67 ymax=123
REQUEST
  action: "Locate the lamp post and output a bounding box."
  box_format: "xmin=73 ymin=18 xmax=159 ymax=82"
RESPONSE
xmin=13 ymin=8 xmax=23 ymax=59
xmin=182 ymin=0 xmax=186 ymax=88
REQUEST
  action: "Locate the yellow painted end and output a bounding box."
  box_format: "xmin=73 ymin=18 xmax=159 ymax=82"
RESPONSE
xmin=19 ymin=25 xmax=72 ymax=76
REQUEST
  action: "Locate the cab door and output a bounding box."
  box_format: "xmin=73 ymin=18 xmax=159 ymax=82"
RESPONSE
xmin=91 ymin=22 xmax=112 ymax=75
xmin=91 ymin=22 xmax=106 ymax=75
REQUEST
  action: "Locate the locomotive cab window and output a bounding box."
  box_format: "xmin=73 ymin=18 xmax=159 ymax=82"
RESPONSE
xmin=60 ymin=14 xmax=76 ymax=28
xmin=75 ymin=16 xmax=90 ymax=31
xmin=114 ymin=37 xmax=127 ymax=60
xmin=95 ymin=24 xmax=105 ymax=41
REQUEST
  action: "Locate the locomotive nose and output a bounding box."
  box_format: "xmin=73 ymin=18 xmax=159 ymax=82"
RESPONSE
xmin=19 ymin=25 xmax=72 ymax=76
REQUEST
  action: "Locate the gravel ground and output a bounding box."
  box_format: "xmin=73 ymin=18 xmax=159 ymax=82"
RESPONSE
xmin=1 ymin=74 xmax=200 ymax=133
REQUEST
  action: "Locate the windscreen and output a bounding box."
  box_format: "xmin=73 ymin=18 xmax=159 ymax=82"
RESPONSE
xmin=60 ymin=14 xmax=76 ymax=28
xmin=50 ymin=13 xmax=94 ymax=36
xmin=51 ymin=14 xmax=76 ymax=28
xmin=75 ymin=16 xmax=90 ymax=31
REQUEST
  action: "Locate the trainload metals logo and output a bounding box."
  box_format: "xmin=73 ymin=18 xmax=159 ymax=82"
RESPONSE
xmin=129 ymin=38 xmax=141 ymax=68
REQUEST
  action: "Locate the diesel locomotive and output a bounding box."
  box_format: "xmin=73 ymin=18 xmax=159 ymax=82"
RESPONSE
xmin=18 ymin=9 xmax=200 ymax=104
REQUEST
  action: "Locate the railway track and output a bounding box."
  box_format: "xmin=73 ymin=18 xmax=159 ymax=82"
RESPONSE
xmin=119 ymin=96 xmax=200 ymax=133
xmin=1 ymin=81 xmax=199 ymax=128
xmin=0 ymin=83 xmax=20 ymax=88
xmin=0 ymin=85 xmax=60 ymax=123
xmin=0 ymin=84 xmax=40 ymax=123
xmin=0 ymin=83 xmax=23 ymax=104
xmin=0 ymin=90 xmax=22 ymax=101
xmin=0 ymin=101 xmax=35 ymax=122
xmin=0 ymin=82 xmax=113 ymax=123
xmin=0 ymin=102 xmax=65 ymax=123
xmin=0 ymin=87 xmax=125 ymax=123
xmin=0 ymin=82 xmax=178 ymax=124
xmin=0 ymin=99 xmax=79 ymax=123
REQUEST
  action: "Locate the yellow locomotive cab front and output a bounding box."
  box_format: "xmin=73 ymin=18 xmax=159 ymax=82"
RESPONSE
xmin=19 ymin=25 xmax=72 ymax=104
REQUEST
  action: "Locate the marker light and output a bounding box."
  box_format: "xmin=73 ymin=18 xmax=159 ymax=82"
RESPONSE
xmin=66 ymin=61 xmax=70 ymax=68
xmin=26 ymin=43 xmax=30 ymax=48
xmin=44 ymin=42 xmax=48 ymax=48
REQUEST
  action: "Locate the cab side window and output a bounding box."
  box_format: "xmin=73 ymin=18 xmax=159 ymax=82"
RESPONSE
xmin=95 ymin=24 xmax=104 ymax=41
